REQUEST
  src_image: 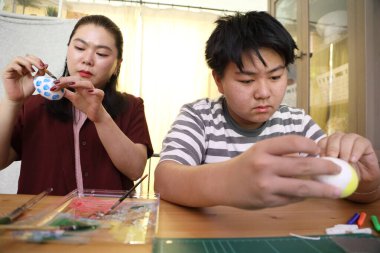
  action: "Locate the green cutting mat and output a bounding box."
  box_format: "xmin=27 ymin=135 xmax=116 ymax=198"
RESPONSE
xmin=153 ymin=234 xmax=380 ymax=253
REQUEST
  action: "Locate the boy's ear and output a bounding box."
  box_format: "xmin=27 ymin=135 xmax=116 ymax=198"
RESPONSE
xmin=212 ymin=70 xmax=224 ymax=94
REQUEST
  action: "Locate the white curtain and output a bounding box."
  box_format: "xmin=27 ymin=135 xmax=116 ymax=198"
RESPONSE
xmin=61 ymin=3 xmax=220 ymax=152
xmin=139 ymin=7 xmax=218 ymax=152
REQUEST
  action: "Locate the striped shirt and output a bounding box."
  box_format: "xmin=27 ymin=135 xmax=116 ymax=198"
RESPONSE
xmin=159 ymin=96 xmax=325 ymax=166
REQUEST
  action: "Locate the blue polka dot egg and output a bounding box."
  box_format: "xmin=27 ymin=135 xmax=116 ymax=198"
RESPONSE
xmin=33 ymin=76 xmax=64 ymax=100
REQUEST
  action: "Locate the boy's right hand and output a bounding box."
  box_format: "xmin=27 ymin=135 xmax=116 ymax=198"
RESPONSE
xmin=223 ymin=135 xmax=342 ymax=209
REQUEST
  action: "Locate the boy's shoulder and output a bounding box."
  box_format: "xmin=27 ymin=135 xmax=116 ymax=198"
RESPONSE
xmin=275 ymin=104 xmax=306 ymax=117
xmin=182 ymin=96 xmax=224 ymax=113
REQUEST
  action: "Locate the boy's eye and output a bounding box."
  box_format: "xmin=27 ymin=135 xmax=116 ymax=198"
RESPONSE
xmin=271 ymin=75 xmax=281 ymax=80
xmin=97 ymin=53 xmax=108 ymax=57
xmin=239 ymin=79 xmax=254 ymax=84
xmin=75 ymin=46 xmax=84 ymax=51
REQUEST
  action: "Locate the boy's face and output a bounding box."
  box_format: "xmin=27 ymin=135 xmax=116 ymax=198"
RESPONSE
xmin=213 ymin=48 xmax=288 ymax=130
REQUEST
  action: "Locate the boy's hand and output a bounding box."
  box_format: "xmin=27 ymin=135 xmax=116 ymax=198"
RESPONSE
xmin=223 ymin=135 xmax=343 ymax=209
xmin=318 ymin=132 xmax=380 ymax=202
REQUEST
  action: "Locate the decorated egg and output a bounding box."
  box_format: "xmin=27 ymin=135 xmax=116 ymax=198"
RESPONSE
xmin=33 ymin=76 xmax=64 ymax=100
xmin=315 ymin=157 xmax=359 ymax=198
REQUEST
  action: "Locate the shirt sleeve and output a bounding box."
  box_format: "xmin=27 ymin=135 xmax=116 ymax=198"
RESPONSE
xmin=301 ymin=113 xmax=326 ymax=142
xmin=121 ymin=94 xmax=154 ymax=158
xmin=159 ymin=103 xmax=206 ymax=166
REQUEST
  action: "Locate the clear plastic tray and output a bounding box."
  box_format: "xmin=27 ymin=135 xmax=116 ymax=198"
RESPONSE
xmin=7 ymin=189 xmax=159 ymax=244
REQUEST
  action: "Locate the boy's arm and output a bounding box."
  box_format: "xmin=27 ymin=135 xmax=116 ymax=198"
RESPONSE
xmin=154 ymin=160 xmax=232 ymax=208
xmin=155 ymin=135 xmax=343 ymax=209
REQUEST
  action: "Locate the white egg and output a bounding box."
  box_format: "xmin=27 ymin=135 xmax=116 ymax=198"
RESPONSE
xmin=33 ymin=76 xmax=64 ymax=100
xmin=315 ymin=157 xmax=359 ymax=198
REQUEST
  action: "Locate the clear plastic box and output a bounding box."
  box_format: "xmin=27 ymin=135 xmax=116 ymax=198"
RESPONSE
xmin=7 ymin=189 xmax=159 ymax=244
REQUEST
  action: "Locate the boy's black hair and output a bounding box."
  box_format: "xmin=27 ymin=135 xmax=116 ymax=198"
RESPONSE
xmin=205 ymin=11 xmax=297 ymax=77
xmin=46 ymin=15 xmax=127 ymax=121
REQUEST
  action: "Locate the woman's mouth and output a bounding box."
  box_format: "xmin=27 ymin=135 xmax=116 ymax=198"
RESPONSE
xmin=79 ymin=71 xmax=93 ymax=78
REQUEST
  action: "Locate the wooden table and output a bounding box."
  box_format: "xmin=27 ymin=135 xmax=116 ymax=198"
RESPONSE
xmin=0 ymin=194 xmax=379 ymax=252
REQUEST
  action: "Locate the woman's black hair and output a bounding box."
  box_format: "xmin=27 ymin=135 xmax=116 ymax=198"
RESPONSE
xmin=205 ymin=11 xmax=297 ymax=77
xmin=46 ymin=14 xmax=127 ymax=121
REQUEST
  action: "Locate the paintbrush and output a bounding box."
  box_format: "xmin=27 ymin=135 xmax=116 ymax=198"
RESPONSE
xmin=90 ymin=174 xmax=148 ymax=218
xmin=44 ymin=69 xmax=58 ymax=80
xmin=0 ymin=188 xmax=53 ymax=225
xmin=0 ymin=224 xmax=97 ymax=231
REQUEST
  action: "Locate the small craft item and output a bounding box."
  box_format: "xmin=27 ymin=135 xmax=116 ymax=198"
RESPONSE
xmin=314 ymin=157 xmax=359 ymax=198
xmin=325 ymin=224 xmax=372 ymax=235
xmin=33 ymin=70 xmax=64 ymax=100
xmin=88 ymin=174 xmax=148 ymax=219
xmin=0 ymin=188 xmax=53 ymax=224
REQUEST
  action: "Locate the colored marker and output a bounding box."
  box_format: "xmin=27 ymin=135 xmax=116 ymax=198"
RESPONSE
xmin=347 ymin=212 xmax=360 ymax=225
xmin=357 ymin=212 xmax=367 ymax=227
xmin=370 ymin=215 xmax=380 ymax=232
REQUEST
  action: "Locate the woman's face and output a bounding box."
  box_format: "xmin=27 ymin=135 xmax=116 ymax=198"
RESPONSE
xmin=66 ymin=24 xmax=120 ymax=89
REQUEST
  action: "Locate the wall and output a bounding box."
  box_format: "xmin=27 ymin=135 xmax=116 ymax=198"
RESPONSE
xmin=0 ymin=11 xmax=76 ymax=193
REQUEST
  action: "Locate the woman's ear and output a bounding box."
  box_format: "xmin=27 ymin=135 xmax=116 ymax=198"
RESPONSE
xmin=114 ymin=59 xmax=123 ymax=76
xmin=212 ymin=70 xmax=224 ymax=94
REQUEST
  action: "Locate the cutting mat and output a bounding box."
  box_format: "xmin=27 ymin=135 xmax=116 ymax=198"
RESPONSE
xmin=153 ymin=234 xmax=380 ymax=253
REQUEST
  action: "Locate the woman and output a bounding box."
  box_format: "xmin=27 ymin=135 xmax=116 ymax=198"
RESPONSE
xmin=0 ymin=15 xmax=153 ymax=195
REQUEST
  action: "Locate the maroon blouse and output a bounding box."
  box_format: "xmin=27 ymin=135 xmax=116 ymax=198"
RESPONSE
xmin=11 ymin=94 xmax=153 ymax=195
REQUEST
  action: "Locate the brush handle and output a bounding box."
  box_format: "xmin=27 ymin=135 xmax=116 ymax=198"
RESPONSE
xmin=0 ymin=188 xmax=52 ymax=224
xmin=0 ymin=216 xmax=11 ymax=225
xmin=106 ymin=174 xmax=148 ymax=214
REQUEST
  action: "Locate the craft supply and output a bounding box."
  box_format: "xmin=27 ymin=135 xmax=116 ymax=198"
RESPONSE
xmin=370 ymin=215 xmax=380 ymax=232
xmin=325 ymin=224 xmax=372 ymax=235
xmin=326 ymin=224 xmax=358 ymax=235
xmin=0 ymin=188 xmax=53 ymax=224
xmin=33 ymin=76 xmax=64 ymax=100
xmin=289 ymin=233 xmax=320 ymax=240
xmin=0 ymin=225 xmax=61 ymax=231
xmin=48 ymin=215 xmax=98 ymax=231
xmin=347 ymin=212 xmax=360 ymax=224
xmin=154 ymin=235 xmax=380 ymax=253
xmin=314 ymin=157 xmax=359 ymax=198
xmin=352 ymin=228 xmax=372 ymax=234
xmin=44 ymin=69 xmax=58 ymax=80
xmin=357 ymin=212 xmax=367 ymax=227
xmin=90 ymin=174 xmax=148 ymax=218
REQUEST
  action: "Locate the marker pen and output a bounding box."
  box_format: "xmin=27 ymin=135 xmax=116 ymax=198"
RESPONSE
xmin=370 ymin=215 xmax=380 ymax=232
xmin=347 ymin=212 xmax=360 ymax=225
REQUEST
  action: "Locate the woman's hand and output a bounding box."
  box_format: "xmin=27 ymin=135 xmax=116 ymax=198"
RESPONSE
xmin=52 ymin=76 xmax=107 ymax=122
xmin=2 ymin=55 xmax=47 ymax=104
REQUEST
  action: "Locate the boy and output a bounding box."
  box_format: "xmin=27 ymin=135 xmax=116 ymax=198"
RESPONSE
xmin=154 ymin=11 xmax=380 ymax=209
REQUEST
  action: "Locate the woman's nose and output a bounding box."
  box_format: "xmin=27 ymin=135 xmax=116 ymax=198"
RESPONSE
xmin=82 ymin=53 xmax=94 ymax=66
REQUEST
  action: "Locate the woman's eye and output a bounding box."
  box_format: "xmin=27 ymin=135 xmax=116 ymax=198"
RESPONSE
xmin=97 ymin=53 xmax=108 ymax=57
xmin=75 ymin=46 xmax=84 ymax=51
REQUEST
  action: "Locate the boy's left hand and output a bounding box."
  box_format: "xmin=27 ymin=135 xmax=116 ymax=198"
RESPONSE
xmin=318 ymin=132 xmax=380 ymax=200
